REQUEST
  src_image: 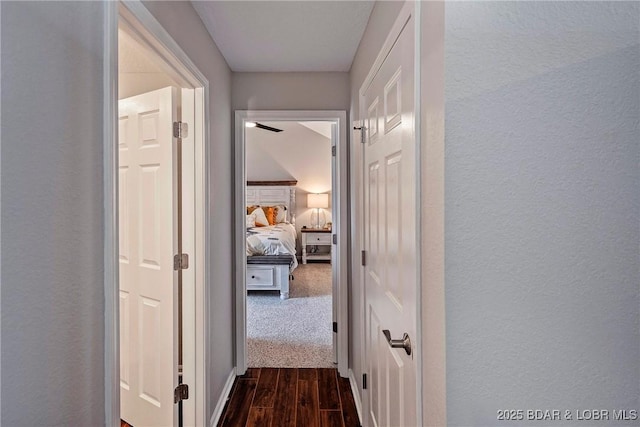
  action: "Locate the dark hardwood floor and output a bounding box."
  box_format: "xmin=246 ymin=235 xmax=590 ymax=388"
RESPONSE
xmin=218 ymin=368 xmax=361 ymax=427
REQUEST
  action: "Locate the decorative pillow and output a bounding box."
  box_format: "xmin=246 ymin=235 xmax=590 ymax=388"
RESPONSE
xmin=250 ymin=207 xmax=269 ymax=227
xmin=246 ymin=215 xmax=256 ymax=228
xmin=247 ymin=205 xmax=260 ymax=215
xmin=262 ymin=206 xmax=277 ymax=225
xmin=273 ymin=205 xmax=288 ymax=223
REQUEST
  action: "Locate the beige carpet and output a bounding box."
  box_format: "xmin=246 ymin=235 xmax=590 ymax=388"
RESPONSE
xmin=247 ymin=263 xmax=334 ymax=368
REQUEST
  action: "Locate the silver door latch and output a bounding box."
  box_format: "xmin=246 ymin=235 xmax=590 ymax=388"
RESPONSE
xmin=382 ymin=329 xmax=412 ymax=356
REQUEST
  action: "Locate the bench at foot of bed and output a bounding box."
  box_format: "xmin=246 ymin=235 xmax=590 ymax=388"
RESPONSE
xmin=246 ymin=255 xmax=294 ymax=300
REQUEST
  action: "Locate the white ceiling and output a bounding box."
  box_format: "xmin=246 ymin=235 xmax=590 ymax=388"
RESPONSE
xmin=192 ymin=1 xmax=374 ymax=72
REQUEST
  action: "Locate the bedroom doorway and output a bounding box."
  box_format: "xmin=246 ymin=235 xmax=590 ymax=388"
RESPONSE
xmin=105 ymin=3 xmax=210 ymax=426
xmin=235 ymin=111 xmax=349 ymax=377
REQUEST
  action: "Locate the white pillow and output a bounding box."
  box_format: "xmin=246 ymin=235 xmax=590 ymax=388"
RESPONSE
xmin=250 ymin=208 xmax=269 ymax=227
xmin=274 ymin=205 xmax=288 ymax=223
xmin=246 ymin=215 xmax=256 ymax=228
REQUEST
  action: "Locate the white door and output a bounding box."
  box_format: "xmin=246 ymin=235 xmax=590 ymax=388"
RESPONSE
xmin=119 ymin=86 xmax=179 ymax=427
xmin=363 ymin=8 xmax=417 ymax=427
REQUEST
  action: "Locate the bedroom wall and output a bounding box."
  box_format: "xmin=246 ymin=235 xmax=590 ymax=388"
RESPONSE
xmin=347 ymin=0 xmax=405 ymax=408
xmin=1 ymin=2 xmax=106 ymax=424
xmin=232 ymin=72 xmax=350 ymax=111
xmin=141 ymin=1 xmax=234 ymax=423
xmin=445 ymin=2 xmax=640 ymax=425
xmin=246 ymin=122 xmax=332 ymax=254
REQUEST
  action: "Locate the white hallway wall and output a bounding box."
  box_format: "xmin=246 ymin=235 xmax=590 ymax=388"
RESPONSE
xmin=445 ymin=2 xmax=640 ymax=425
xmin=1 ymin=2 xmax=106 ymax=425
xmin=232 ymin=72 xmax=350 ymax=111
xmin=246 ymin=122 xmax=333 ymax=254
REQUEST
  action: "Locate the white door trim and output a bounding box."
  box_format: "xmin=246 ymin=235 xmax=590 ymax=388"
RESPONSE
xmin=356 ymin=2 xmax=424 ymax=425
xmin=419 ymin=2 xmax=447 ymax=424
xmin=104 ymin=4 xmax=119 ymax=424
xmin=104 ymin=2 xmax=210 ymax=426
xmin=234 ymin=110 xmax=349 ymax=377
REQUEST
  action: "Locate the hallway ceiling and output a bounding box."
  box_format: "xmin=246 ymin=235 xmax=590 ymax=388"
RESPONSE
xmin=191 ymin=1 xmax=374 ymax=72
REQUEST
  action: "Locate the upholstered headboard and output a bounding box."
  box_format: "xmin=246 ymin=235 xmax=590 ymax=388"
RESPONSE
xmin=246 ymin=180 xmax=297 ymax=225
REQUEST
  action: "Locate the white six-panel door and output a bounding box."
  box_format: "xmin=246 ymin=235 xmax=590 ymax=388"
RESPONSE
xmin=363 ymin=8 xmax=417 ymax=427
xmin=119 ymin=86 xmax=179 ymax=427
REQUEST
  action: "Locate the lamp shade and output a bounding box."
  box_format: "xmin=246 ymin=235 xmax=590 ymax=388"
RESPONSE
xmin=307 ymin=193 xmax=329 ymax=209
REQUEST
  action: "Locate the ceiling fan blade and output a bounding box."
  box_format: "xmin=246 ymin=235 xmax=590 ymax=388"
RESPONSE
xmin=256 ymin=122 xmax=283 ymax=133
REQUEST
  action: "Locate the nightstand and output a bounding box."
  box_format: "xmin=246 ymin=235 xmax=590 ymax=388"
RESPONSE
xmin=301 ymin=228 xmax=332 ymax=264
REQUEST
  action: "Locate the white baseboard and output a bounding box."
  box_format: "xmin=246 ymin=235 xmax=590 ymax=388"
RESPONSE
xmin=348 ymin=369 xmax=363 ymax=425
xmin=210 ymin=368 xmax=237 ymax=427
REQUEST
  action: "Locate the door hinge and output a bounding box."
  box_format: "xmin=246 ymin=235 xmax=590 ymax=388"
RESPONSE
xmin=332 ymin=145 xmax=336 ymax=157
xmin=362 ymin=373 xmax=368 ymax=390
xmin=332 ymin=234 xmax=337 ymax=245
xmin=361 ymin=250 xmax=366 ymax=266
xmin=174 ymin=253 xmax=189 ymax=271
xmin=173 ymin=121 xmax=188 ymax=139
xmin=174 ymin=383 xmax=189 ymax=403
xmin=333 ymin=321 xmax=338 ymax=333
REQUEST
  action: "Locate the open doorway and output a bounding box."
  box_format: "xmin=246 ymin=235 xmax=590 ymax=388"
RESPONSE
xmin=234 ymin=111 xmax=349 ymax=377
xmin=118 ymin=26 xmax=184 ymax=427
xmin=245 ymin=121 xmax=334 ymax=367
xmin=105 ymin=3 xmax=209 ymax=426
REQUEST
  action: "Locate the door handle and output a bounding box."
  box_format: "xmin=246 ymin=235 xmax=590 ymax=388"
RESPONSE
xmin=382 ymin=329 xmax=412 ymax=356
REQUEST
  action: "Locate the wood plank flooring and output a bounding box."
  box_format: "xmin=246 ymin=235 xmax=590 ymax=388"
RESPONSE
xmin=218 ymin=368 xmax=361 ymax=427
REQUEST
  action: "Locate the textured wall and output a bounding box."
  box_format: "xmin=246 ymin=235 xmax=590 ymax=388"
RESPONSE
xmin=1 ymin=2 xmax=106 ymax=425
xmin=141 ymin=1 xmax=234 ymax=423
xmin=232 ymin=72 xmax=350 ymax=111
xmin=445 ymin=2 xmax=640 ymax=425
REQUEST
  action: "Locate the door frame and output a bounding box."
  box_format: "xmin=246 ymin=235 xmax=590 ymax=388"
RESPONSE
xmin=234 ymin=110 xmax=349 ymax=377
xmin=354 ymin=2 xmax=424 ymax=425
xmin=104 ymin=1 xmax=210 ymax=426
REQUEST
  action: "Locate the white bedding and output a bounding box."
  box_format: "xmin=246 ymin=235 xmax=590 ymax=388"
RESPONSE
xmin=246 ymin=223 xmax=298 ymax=271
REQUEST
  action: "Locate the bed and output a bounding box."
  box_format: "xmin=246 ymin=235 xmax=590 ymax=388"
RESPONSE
xmin=245 ymin=181 xmax=297 ymax=299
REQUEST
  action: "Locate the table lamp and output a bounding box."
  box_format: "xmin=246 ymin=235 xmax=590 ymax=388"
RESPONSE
xmin=307 ymin=193 xmax=329 ymax=229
